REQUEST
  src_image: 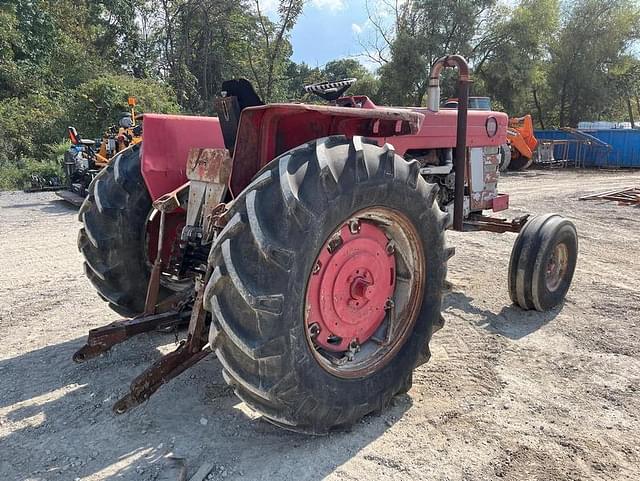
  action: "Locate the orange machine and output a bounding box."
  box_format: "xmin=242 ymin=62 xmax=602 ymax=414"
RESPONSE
xmin=507 ymin=114 xmax=538 ymax=170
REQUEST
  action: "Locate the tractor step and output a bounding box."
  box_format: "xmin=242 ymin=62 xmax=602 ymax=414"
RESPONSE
xmin=55 ymin=189 xmax=86 ymax=206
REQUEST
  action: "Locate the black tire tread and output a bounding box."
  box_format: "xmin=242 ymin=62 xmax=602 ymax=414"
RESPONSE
xmin=509 ymin=213 xmax=577 ymax=311
xmin=205 ymin=135 xmax=447 ymax=434
xmin=78 ymin=144 xmax=162 ymax=316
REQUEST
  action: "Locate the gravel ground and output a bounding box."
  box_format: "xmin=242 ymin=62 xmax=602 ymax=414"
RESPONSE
xmin=0 ymin=169 xmax=639 ymax=481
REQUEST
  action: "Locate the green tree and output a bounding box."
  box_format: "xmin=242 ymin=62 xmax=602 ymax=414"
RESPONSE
xmin=245 ymin=0 xmax=304 ymax=101
xmin=322 ymin=58 xmax=380 ymax=101
xmin=547 ymin=0 xmax=640 ymax=126
xmin=474 ymin=0 xmax=559 ymax=117
xmin=66 ymin=74 xmax=179 ymax=137
xmin=607 ymin=56 xmax=640 ymax=126
xmin=283 ymin=61 xmax=323 ymax=100
xmin=371 ymin=0 xmax=498 ymax=106
xmin=155 ymin=0 xmax=248 ymax=112
xmin=0 ymin=94 xmax=63 ymax=165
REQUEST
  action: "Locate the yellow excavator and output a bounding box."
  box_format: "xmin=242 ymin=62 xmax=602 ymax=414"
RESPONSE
xmin=57 ymin=97 xmax=143 ymax=205
xmin=506 ymin=114 xmax=538 ymax=170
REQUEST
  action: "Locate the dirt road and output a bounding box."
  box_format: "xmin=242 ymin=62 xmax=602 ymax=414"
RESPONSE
xmin=1 ymin=169 xmax=639 ymax=481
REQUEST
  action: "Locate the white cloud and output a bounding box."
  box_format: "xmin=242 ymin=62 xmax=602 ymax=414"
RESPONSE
xmin=311 ymin=0 xmax=346 ymax=13
xmin=351 ymin=23 xmax=363 ymax=34
xmin=257 ymin=0 xmax=279 ymax=14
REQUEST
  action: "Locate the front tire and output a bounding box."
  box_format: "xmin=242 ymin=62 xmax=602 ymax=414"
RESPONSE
xmin=509 ymin=214 xmax=578 ymax=311
xmin=203 ymin=136 xmax=448 ymax=433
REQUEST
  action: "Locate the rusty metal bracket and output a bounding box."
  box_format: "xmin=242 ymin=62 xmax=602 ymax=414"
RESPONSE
xmin=186 ymin=148 xmax=232 ymax=241
xmin=152 ymin=181 xmax=190 ymax=213
xmin=206 ymin=202 xmax=229 ymax=240
xmin=73 ymin=285 xmax=193 ymax=363
xmin=112 ymin=275 xmax=213 ymax=414
xmin=144 ymin=183 xmax=190 ymax=315
xmin=463 ymin=214 xmax=530 ymax=233
xmin=113 ymin=342 xmax=212 ymax=414
xmin=72 ymin=310 xmax=192 ymax=363
xmin=144 ymin=209 xmax=166 ymax=314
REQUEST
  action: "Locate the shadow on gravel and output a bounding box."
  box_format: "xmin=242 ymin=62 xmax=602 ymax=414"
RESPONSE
xmin=43 ymin=199 xmax=79 ymax=214
xmin=2 ymin=198 xmax=77 ymax=214
xmin=0 ymin=331 xmax=408 ymax=481
xmin=500 ymin=170 xmax=550 ymax=179
xmin=444 ymin=291 xmax=562 ymax=340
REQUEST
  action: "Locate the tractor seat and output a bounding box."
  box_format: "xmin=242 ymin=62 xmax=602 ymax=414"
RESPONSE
xmin=68 ymin=126 xmax=96 ymax=147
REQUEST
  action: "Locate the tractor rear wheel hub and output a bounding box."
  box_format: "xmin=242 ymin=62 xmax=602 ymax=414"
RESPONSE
xmin=306 ymin=221 xmax=395 ymax=352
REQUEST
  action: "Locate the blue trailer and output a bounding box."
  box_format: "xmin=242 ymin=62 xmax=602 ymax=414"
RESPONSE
xmin=535 ymin=129 xmax=640 ymax=168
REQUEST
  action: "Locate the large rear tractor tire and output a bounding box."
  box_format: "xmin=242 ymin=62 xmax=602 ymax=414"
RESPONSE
xmin=78 ymin=143 xmax=168 ymax=316
xmin=203 ymin=136 xmax=448 ymax=434
xmin=509 ymin=214 xmax=578 ymax=311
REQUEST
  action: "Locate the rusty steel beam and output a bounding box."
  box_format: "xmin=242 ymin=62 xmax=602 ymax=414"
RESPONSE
xmin=112 ymin=343 xmax=211 ymax=414
xmin=463 ymin=214 xmax=530 ymax=234
xmin=112 ymin=276 xmax=213 ymax=414
xmin=579 ymin=187 xmax=640 ymax=205
xmin=72 ymin=310 xmax=192 ymax=363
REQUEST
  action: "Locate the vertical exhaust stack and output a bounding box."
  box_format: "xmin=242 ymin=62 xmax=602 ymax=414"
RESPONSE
xmin=427 ymin=55 xmax=471 ymax=231
xmin=426 ymin=65 xmax=443 ymax=112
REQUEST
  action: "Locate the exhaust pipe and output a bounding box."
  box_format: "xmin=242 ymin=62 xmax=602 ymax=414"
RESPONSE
xmin=427 ymin=55 xmax=471 ymax=231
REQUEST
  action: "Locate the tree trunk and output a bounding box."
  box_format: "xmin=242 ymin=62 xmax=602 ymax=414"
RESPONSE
xmin=533 ymin=88 xmax=545 ymax=129
xmin=627 ymin=98 xmax=635 ymax=128
xmin=414 ymin=81 xmax=428 ymax=107
xmin=559 ymin=80 xmax=567 ymax=127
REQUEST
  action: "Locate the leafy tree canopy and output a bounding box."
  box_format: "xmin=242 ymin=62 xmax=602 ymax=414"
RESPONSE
xmin=2 ymin=0 xmax=640 ymax=189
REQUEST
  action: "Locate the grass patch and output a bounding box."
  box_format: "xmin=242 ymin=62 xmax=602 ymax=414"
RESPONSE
xmin=0 ymin=159 xmax=64 ymax=191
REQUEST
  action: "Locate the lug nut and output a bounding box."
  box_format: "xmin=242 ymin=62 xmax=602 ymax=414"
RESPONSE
xmin=312 ymin=260 xmax=322 ymax=274
xmin=386 ymin=241 xmax=396 ymax=255
xmin=327 ymin=233 xmax=343 ymax=253
xmin=346 ymin=339 xmax=360 ymax=361
xmin=308 ymin=322 xmax=320 ymax=339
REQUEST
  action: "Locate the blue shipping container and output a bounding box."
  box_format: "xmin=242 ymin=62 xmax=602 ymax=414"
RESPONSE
xmin=535 ymin=129 xmax=640 ymax=168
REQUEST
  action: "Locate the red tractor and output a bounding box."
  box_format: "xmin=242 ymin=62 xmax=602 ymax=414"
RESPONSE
xmin=75 ymin=56 xmax=578 ymax=434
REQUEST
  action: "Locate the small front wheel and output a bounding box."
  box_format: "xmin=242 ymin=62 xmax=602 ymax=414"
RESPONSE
xmin=509 ymin=214 xmax=578 ymax=311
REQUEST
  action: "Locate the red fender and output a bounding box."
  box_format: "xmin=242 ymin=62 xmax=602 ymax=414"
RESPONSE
xmin=141 ymin=113 xmax=225 ymax=200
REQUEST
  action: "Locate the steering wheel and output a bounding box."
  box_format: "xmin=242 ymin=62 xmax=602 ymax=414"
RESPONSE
xmin=304 ymin=78 xmax=357 ymax=101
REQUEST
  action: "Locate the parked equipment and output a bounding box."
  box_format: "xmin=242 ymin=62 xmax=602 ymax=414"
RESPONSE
xmin=507 ymin=114 xmax=538 ymax=170
xmin=74 ymin=56 xmax=578 ymax=433
xmin=57 ymin=97 xmax=142 ymax=205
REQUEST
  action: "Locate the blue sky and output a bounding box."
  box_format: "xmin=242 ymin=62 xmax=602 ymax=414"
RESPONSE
xmin=288 ymin=0 xmax=372 ymax=67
